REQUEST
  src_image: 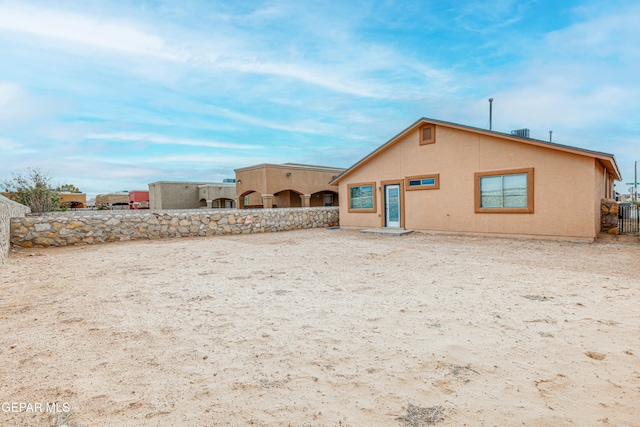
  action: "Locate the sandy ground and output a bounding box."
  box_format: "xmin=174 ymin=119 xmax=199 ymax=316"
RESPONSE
xmin=1 ymin=228 xmax=639 ymax=427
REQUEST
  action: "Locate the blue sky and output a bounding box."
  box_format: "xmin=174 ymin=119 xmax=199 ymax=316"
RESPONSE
xmin=1 ymin=0 xmax=639 ymax=197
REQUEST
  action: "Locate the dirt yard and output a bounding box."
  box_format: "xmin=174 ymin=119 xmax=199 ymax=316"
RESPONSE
xmin=1 ymin=229 xmax=639 ymax=426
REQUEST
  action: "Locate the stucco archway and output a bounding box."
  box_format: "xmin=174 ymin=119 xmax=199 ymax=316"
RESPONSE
xmin=239 ymin=190 xmax=261 ymax=209
xmin=310 ymin=190 xmax=338 ymax=207
xmin=273 ymin=189 xmax=304 ymax=208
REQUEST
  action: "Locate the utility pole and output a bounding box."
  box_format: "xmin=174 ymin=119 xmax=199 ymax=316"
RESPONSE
xmin=628 ymin=161 xmax=638 ymax=203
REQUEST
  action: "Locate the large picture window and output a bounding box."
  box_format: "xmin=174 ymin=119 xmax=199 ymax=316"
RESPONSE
xmin=474 ymin=168 xmax=534 ymax=213
xmin=347 ymin=182 xmax=377 ymax=213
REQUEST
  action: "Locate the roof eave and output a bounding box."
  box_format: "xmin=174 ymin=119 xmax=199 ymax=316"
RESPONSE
xmin=330 ymin=117 xmax=622 ymax=184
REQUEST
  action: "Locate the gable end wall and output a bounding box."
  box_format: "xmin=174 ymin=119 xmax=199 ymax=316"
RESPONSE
xmin=338 ymin=125 xmax=599 ymax=240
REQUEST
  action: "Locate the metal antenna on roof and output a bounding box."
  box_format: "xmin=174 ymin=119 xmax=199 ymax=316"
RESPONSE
xmin=488 ymin=98 xmax=493 ymax=130
xmin=549 ymin=130 xmax=553 ymax=142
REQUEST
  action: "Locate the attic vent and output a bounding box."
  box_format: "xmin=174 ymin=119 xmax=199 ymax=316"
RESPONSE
xmin=511 ymin=128 xmax=530 ymax=138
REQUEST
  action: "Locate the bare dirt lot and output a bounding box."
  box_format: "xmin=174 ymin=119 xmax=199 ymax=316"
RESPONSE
xmin=1 ymin=229 xmax=639 ymax=426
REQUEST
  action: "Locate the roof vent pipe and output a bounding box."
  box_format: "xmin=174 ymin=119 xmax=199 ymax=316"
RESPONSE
xmin=488 ymin=98 xmax=493 ymax=130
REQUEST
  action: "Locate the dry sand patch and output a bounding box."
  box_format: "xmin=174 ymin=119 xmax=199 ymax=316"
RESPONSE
xmin=0 ymin=229 xmax=639 ymax=426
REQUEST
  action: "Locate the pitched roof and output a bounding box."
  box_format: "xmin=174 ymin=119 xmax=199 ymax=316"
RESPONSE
xmin=330 ymin=117 xmax=622 ymax=184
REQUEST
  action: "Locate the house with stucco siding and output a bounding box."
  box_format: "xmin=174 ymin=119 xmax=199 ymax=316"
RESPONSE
xmin=235 ymin=163 xmax=344 ymax=209
xmin=330 ymin=118 xmax=621 ymax=241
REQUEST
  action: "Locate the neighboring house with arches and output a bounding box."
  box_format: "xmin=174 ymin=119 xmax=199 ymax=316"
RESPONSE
xmin=235 ymin=163 xmax=345 ymax=209
xmin=96 ymin=192 xmax=129 ymax=209
xmin=149 ymin=180 xmax=236 ymax=210
xmin=59 ymin=192 xmax=87 ymax=209
xmin=198 ymin=183 xmax=236 ymax=209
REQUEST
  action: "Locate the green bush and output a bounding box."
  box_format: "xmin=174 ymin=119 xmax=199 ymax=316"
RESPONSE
xmin=1 ymin=168 xmax=61 ymax=214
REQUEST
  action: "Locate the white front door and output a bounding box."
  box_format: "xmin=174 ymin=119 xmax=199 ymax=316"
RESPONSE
xmin=385 ymin=184 xmax=401 ymax=228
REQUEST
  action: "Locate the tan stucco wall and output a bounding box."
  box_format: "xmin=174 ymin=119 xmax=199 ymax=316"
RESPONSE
xmin=149 ymin=183 xmax=162 ymax=210
xmin=236 ymin=167 xmax=268 ymax=201
xmin=95 ymin=193 xmax=129 ymax=206
xmin=150 ymin=182 xmax=239 ymax=210
xmin=242 ymin=192 xmax=263 ymax=208
xmin=310 ymin=191 xmax=338 ymax=207
xmin=338 ymin=125 xmax=604 ymax=240
xmin=235 ymin=164 xmax=344 ymax=208
xmin=198 ymin=184 xmax=236 ymax=203
xmin=59 ymin=193 xmax=87 ymax=207
xmin=149 ymin=182 xmax=235 ymax=210
xmin=149 ymin=182 xmax=200 ymax=209
xmin=273 ymin=190 xmax=302 ymax=208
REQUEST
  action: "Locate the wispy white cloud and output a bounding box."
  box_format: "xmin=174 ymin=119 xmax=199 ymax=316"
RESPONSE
xmin=0 ymin=81 xmax=61 ymax=125
xmin=459 ymin=4 xmax=640 ymax=146
xmin=546 ymin=7 xmax=640 ymax=60
xmin=0 ymin=3 xmax=187 ymax=61
xmin=85 ymin=132 xmax=262 ymax=150
xmin=204 ymin=105 xmax=339 ymax=136
xmin=140 ymin=154 xmax=278 ymax=167
xmin=0 ymin=81 xmax=21 ymax=106
xmin=0 ymin=137 xmax=36 ymax=154
xmin=452 ymin=0 xmax=536 ymax=32
xmin=0 ymin=3 xmax=453 ymax=100
xmin=1 ymin=1 xmax=638 ymax=193
xmin=215 ymin=58 xmax=380 ymax=98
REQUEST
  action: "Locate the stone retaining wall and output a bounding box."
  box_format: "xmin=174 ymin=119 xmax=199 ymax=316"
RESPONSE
xmin=1 ymin=195 xmax=30 ymax=265
xmin=10 ymin=207 xmax=339 ymax=248
xmin=601 ymin=198 xmax=618 ymax=234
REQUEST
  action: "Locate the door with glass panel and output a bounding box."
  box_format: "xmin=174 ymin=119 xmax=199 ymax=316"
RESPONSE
xmin=385 ymin=184 xmax=401 ymax=228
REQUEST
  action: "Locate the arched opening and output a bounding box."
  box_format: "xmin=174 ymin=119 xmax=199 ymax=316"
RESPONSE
xmin=310 ymin=190 xmax=339 ymax=207
xmin=199 ymin=198 xmax=207 ymax=207
xmin=111 ymin=202 xmax=129 ymax=210
xmin=239 ymin=190 xmax=261 ymax=209
xmin=62 ymin=201 xmax=85 ymax=210
xmin=213 ymin=198 xmax=235 ymax=209
xmin=273 ymin=189 xmax=303 ymax=208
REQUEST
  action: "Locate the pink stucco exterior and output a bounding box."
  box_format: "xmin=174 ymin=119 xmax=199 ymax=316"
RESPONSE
xmin=332 ymin=119 xmax=620 ymax=241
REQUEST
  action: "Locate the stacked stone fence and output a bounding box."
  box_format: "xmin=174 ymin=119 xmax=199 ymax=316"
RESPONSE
xmin=601 ymin=198 xmax=618 ymax=234
xmin=1 ymin=195 xmax=31 ymax=265
xmin=10 ymin=207 xmax=340 ymax=248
